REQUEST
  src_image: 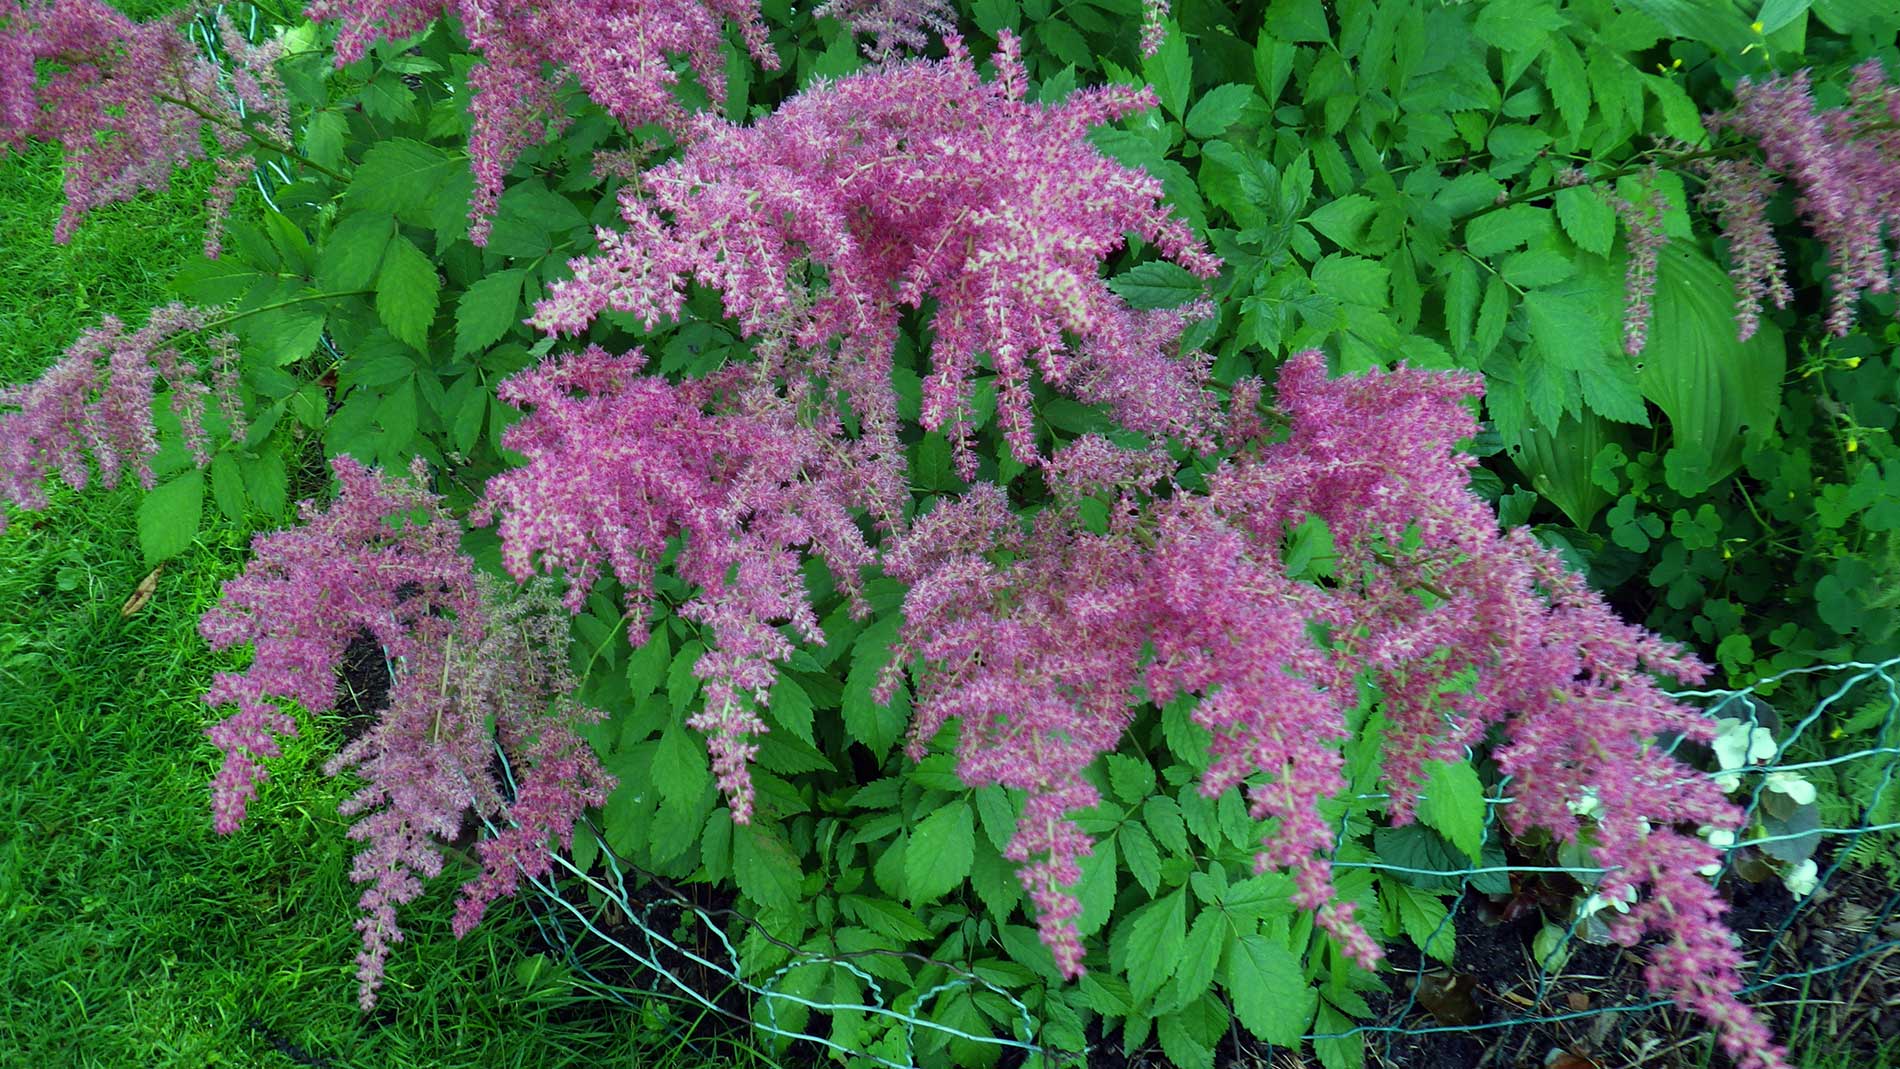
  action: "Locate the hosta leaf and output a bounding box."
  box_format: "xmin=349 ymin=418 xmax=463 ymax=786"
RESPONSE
xmin=1637 ymin=243 xmax=1785 ymax=493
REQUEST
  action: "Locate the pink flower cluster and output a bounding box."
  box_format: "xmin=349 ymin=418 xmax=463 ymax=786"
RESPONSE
xmin=891 ymin=352 xmax=1782 ymax=1069
xmin=0 ymin=0 xmax=285 ymax=246
xmin=474 ymin=343 xmax=897 ymax=822
xmin=0 ymin=302 xmax=241 ymax=534
xmin=301 ymin=0 xmax=777 ymax=242
xmin=201 ymin=456 xmax=610 ymax=1008
xmin=532 ymin=32 xmax=1219 ymax=468
xmin=1707 ymin=59 xmax=1900 ymax=337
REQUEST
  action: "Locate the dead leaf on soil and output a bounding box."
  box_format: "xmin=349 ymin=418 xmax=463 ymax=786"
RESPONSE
xmin=120 ymin=564 xmax=162 ymax=617
xmin=1414 ymin=970 xmax=1481 ymax=1026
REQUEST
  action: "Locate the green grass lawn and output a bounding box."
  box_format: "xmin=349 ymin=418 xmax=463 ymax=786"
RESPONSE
xmin=0 ymin=138 xmax=656 ymax=1069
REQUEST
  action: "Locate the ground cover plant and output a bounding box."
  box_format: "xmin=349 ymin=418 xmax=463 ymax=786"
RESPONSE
xmin=4 ymin=1 xmax=1899 ymax=1068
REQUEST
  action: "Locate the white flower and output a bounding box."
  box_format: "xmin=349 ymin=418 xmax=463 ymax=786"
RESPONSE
xmin=1764 ymin=772 xmax=1816 ymax=806
xmin=1579 ymin=885 xmax=1638 ymax=919
xmin=1567 ymin=787 xmax=1601 ymax=819
xmin=1711 ymin=718 xmax=1777 ymax=771
xmin=1696 ymin=825 xmax=1737 ymax=876
xmin=1783 ymin=859 xmax=1819 ymax=898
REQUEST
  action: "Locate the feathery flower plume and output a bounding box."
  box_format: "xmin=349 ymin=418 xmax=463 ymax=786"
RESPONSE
xmin=474 ymin=343 xmax=894 ymax=822
xmin=0 ymin=302 xmax=241 ymax=534
xmin=533 ymin=31 xmax=1220 ymax=468
xmin=891 ymin=352 xmax=1784 ymax=1069
xmin=1695 ymin=158 xmax=1793 ymax=342
xmin=1713 ymin=60 xmax=1900 ymax=337
xmin=201 ymin=457 xmax=610 ymax=1007
xmin=0 ymin=1 xmax=284 ymax=245
xmin=1614 ymin=182 xmax=1669 ymax=356
xmin=815 ymin=0 xmax=955 ymax=60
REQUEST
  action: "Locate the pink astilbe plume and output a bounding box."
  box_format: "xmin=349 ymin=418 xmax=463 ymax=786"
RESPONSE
xmin=532 ymin=31 xmax=1221 ymax=468
xmin=1711 ymin=60 xmax=1900 ymax=337
xmin=201 ymin=458 xmax=609 ymax=1008
xmin=475 ymin=343 xmax=896 ymax=822
xmin=814 ymin=0 xmax=955 ymax=60
xmin=0 ymin=302 xmax=242 ymax=535
xmin=892 ymin=352 xmax=1784 ymax=1069
xmin=301 ymin=0 xmax=776 ymax=243
xmin=0 ymin=1 xmax=285 ymax=244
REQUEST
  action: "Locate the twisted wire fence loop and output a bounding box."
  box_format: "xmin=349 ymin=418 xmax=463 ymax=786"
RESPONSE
xmin=470 ymin=656 xmax=1899 ymax=1066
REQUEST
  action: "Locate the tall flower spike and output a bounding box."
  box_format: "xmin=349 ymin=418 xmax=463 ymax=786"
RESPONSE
xmin=0 ymin=302 xmax=242 ymax=535
xmin=203 ymin=459 xmax=610 ymax=1007
xmin=1713 ymin=61 xmax=1900 ymax=337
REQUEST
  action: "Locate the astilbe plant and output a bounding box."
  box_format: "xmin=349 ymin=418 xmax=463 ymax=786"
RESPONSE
xmin=301 ymin=0 xmax=776 ymax=242
xmin=0 ymin=301 xmax=241 ymax=534
xmin=200 ymin=456 xmax=610 ymax=1008
xmin=516 ymin=32 xmax=1215 ymax=819
xmin=1710 ymin=59 xmax=1900 ymax=337
xmin=0 ymin=0 xmax=287 ymax=245
xmin=532 ymin=31 xmax=1220 ymax=470
xmin=889 ymin=351 xmax=1782 ymax=1069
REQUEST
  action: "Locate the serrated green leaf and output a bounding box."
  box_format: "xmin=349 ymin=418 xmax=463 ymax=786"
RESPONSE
xmin=1119 ymin=822 xmax=1161 ymax=896
xmin=1156 ymin=996 xmax=1225 ymax=1069
xmin=302 ymin=110 xmax=346 ymax=170
xmin=1105 ymin=753 xmax=1156 ymax=804
xmin=1144 ymin=796 xmax=1189 ymax=854
xmin=1125 ymin=890 xmax=1186 ymax=1004
xmin=1473 ymin=0 xmax=1565 ymax=52
xmin=1108 ymin=261 xmax=1204 ymax=310
xmin=138 ymin=470 xmax=203 ymax=565
xmin=733 ymin=824 xmax=802 ymax=913
xmin=1140 ymin=22 xmax=1192 ymax=118
xmin=1390 ymin=882 xmax=1458 ymax=964
xmin=767 ymin=676 xmax=815 ymax=747
xmin=1184 ymin=83 xmax=1256 ymax=139
xmin=1555 ymin=187 xmax=1615 ymax=255
xmin=843 ymin=613 xmax=908 ymax=760
xmin=1465 ymin=205 xmax=1547 ymax=257
xmin=455 ymin=268 xmax=526 ymax=354
xmin=1435 ymin=172 xmax=1505 ymax=216
xmin=1418 ymin=759 xmax=1486 ymax=863
xmin=1075 ymin=836 xmax=1116 ymax=937
xmin=1172 ymin=910 xmax=1223 ymax=1007
xmin=375 ymin=235 xmax=440 ymax=350
xmin=1307 ymin=194 xmax=1378 ymax=252
xmin=207 ymin=452 xmax=246 ymax=522
xmin=653 ymin=721 xmax=712 ymax=809
xmin=1227 ymin=933 xmax=1314 ymax=1044
xmin=319 ymin=213 xmax=394 ymax=291
xmin=1544 ymin=35 xmax=1589 ymax=144
xmin=345 ymin=138 xmax=456 ymax=219
xmin=1263 ymin=0 xmax=1329 ymax=42
xmin=906 ymin=800 xmax=975 ymax=904
xmin=241 ymin=452 xmax=288 ymax=517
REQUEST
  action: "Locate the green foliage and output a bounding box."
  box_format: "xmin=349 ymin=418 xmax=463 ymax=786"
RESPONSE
xmin=18 ymin=0 xmax=1900 ymax=1064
